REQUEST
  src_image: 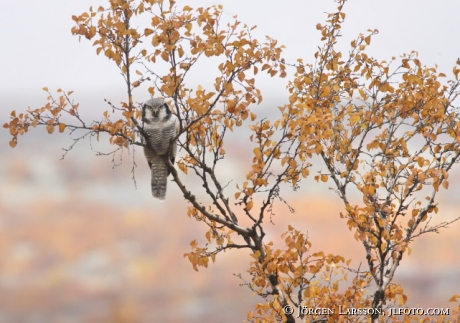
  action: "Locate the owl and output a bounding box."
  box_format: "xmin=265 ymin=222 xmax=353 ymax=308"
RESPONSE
xmin=141 ymin=98 xmax=179 ymax=200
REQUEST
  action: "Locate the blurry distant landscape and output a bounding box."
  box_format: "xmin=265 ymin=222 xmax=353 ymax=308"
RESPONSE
xmin=1 ymin=108 xmax=460 ymax=322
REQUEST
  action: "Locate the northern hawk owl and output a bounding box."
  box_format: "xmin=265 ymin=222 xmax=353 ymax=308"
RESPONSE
xmin=141 ymin=98 xmax=178 ymax=200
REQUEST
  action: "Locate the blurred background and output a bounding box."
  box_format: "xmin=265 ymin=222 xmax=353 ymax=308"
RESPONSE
xmin=1 ymin=119 xmax=459 ymax=323
xmin=2 ymin=0 xmax=460 ymax=322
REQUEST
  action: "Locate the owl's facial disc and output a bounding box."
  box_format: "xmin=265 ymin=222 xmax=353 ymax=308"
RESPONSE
xmin=148 ymin=105 xmax=158 ymax=117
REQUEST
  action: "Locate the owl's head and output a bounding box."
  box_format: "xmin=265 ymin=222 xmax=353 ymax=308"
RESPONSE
xmin=142 ymin=98 xmax=172 ymax=122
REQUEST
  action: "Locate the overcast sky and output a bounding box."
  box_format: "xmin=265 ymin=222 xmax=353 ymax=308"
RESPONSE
xmin=2 ymin=0 xmax=460 ymax=120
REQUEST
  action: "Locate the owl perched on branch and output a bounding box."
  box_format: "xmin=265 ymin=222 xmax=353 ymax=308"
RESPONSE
xmin=141 ymin=98 xmax=178 ymax=200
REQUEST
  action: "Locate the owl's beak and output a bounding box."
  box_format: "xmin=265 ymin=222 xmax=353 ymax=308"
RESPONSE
xmin=152 ymin=106 xmax=159 ymax=117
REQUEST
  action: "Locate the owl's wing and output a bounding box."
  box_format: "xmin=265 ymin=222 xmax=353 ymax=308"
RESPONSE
xmin=172 ymin=114 xmax=179 ymax=162
xmin=163 ymin=114 xmax=179 ymax=163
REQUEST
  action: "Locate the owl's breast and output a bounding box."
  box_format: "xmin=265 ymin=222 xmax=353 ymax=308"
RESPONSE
xmin=144 ymin=126 xmax=169 ymax=155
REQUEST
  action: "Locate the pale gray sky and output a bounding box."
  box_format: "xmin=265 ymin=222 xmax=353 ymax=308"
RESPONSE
xmin=2 ymin=0 xmax=460 ymax=121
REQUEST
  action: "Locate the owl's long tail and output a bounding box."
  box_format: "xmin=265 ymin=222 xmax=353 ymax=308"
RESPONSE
xmin=150 ymin=157 xmax=168 ymax=200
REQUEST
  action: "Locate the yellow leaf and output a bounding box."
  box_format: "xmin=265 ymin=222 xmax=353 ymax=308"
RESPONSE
xmin=417 ymin=157 xmax=424 ymax=167
xmin=144 ymin=28 xmax=153 ymax=36
xmin=321 ymin=174 xmax=328 ymax=182
xmin=43 ymin=87 xmax=49 ymax=92
xmin=178 ymin=161 xmax=188 ymax=174
xmin=9 ymin=139 xmax=17 ymax=148
xmin=398 ymin=294 xmax=407 ymax=306
xmin=367 ymin=185 xmax=375 ymax=196
xmin=46 ymin=124 xmax=55 ymax=134
xmin=58 ymin=123 xmax=66 ymax=133
xmin=402 ymin=59 xmax=410 ymax=69
xmin=323 ymin=86 xmax=330 ymax=96
xmin=246 ymin=200 xmax=253 ymax=211
xmin=253 ymin=147 xmax=262 ymax=160
xmin=161 ymin=51 xmax=169 ymax=62
xmin=448 ymin=294 xmax=460 ymax=302
xmin=178 ymin=46 xmax=184 ymax=58
xmin=442 ymin=180 xmax=449 ymax=189
xmin=261 ymin=64 xmax=270 ymax=71
xmin=190 ymin=240 xmax=198 ymax=248
xmin=365 ymin=35 xmax=371 ymax=45
xmin=89 ymin=26 xmax=96 ymax=38
xmin=302 ymin=168 xmax=310 ymax=177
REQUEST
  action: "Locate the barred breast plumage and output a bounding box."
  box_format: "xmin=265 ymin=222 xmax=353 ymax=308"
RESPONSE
xmin=141 ymin=98 xmax=178 ymax=200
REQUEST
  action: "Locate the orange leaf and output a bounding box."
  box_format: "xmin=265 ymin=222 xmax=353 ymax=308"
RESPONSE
xmin=89 ymin=26 xmax=96 ymax=38
xmin=365 ymin=35 xmax=371 ymax=45
xmin=58 ymin=123 xmax=66 ymax=133
xmin=9 ymin=139 xmax=17 ymax=148
xmin=178 ymin=46 xmax=184 ymax=58
xmin=398 ymin=294 xmax=407 ymax=306
xmin=448 ymin=294 xmax=460 ymax=302
xmin=417 ymin=157 xmax=424 ymax=167
xmin=161 ymin=51 xmax=169 ymax=62
xmin=46 ymin=124 xmax=55 ymax=134
xmin=190 ymin=240 xmax=198 ymax=248
xmin=261 ymin=64 xmax=270 ymax=71
xmin=442 ymin=180 xmax=449 ymax=189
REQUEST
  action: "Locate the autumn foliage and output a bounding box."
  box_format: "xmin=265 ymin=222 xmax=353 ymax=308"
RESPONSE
xmin=4 ymin=0 xmax=460 ymax=322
